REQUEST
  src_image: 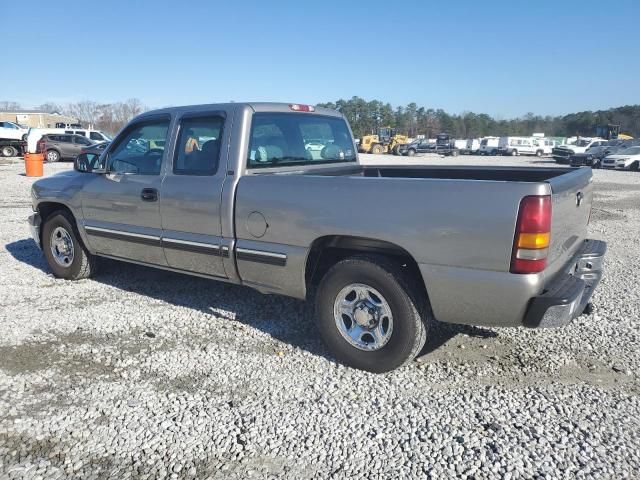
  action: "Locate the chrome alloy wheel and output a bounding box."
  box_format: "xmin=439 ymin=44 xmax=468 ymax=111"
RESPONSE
xmin=333 ymin=283 xmax=393 ymax=351
xmin=50 ymin=226 xmax=75 ymax=267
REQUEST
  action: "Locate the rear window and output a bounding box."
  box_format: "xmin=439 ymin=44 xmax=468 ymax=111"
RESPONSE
xmin=247 ymin=113 xmax=355 ymax=169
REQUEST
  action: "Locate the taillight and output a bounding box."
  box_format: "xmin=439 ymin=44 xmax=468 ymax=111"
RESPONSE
xmin=289 ymin=104 xmax=315 ymax=112
xmin=510 ymin=195 xmax=551 ymax=274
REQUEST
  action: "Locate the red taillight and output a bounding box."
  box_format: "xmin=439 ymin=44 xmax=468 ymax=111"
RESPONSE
xmin=510 ymin=195 xmax=552 ymax=274
xmin=289 ymin=104 xmax=315 ymax=112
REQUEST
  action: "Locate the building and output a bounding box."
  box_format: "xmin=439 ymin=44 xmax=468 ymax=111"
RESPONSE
xmin=0 ymin=110 xmax=78 ymax=128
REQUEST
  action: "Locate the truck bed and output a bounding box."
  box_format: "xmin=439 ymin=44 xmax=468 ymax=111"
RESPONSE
xmin=300 ymin=164 xmax=575 ymax=182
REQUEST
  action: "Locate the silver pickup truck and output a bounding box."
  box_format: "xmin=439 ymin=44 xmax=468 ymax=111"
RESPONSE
xmin=28 ymin=102 xmax=606 ymax=372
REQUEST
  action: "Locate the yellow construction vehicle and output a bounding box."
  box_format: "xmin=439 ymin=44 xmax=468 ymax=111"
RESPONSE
xmin=359 ymin=127 xmax=409 ymax=154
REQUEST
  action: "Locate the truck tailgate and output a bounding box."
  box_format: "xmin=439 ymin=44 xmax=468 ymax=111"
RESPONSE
xmin=546 ymin=167 xmax=593 ymax=276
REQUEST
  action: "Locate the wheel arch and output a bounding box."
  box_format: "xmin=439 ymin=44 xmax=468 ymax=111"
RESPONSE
xmin=304 ymin=235 xmax=427 ymax=299
xmin=37 ymin=202 xmax=82 ymax=248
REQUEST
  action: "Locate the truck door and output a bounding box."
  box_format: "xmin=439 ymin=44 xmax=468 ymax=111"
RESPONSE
xmin=80 ymin=116 xmax=171 ymax=265
xmin=159 ymin=112 xmax=229 ymax=278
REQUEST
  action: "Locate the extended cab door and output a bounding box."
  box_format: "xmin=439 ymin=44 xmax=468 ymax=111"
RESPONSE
xmin=80 ymin=116 xmax=171 ymax=265
xmin=159 ymin=111 xmax=229 ymax=278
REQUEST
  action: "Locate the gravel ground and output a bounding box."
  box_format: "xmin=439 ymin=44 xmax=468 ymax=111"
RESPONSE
xmin=1 ymin=154 xmax=639 ymax=479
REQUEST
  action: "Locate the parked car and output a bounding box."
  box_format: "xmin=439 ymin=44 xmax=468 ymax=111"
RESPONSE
xmin=399 ymin=139 xmax=433 ymax=156
xmin=478 ymin=137 xmax=500 ymax=155
xmin=28 ymin=102 xmax=606 ymax=373
xmin=80 ymin=141 xmax=110 ymax=156
xmin=37 ymin=134 xmax=95 ymax=162
xmin=26 ymin=128 xmax=110 ymax=153
xmin=552 ymin=138 xmax=607 ymax=164
xmin=570 ymin=143 xmax=625 ymax=168
xmin=0 ymin=121 xmax=29 ymax=141
xmin=601 ymin=145 xmax=640 ymax=171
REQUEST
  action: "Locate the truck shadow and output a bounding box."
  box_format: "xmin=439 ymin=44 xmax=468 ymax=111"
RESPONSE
xmin=6 ymin=238 xmax=496 ymax=368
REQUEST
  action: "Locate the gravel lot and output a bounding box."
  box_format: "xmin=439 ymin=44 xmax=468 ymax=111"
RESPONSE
xmin=1 ymin=154 xmax=639 ymax=479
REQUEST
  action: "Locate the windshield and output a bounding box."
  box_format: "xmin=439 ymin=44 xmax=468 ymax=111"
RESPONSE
xmin=247 ymin=113 xmax=356 ymax=168
xmin=586 ymin=146 xmax=605 ymax=154
xmin=622 ymin=146 xmax=640 ymax=155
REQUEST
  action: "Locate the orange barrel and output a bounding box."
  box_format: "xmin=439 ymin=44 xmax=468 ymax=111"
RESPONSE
xmin=24 ymin=153 xmax=44 ymax=177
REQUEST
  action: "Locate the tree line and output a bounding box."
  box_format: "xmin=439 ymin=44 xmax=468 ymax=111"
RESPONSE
xmin=317 ymin=97 xmax=640 ymax=140
xmin=0 ymin=99 xmax=146 ymax=135
xmin=3 ymin=97 xmax=639 ymax=140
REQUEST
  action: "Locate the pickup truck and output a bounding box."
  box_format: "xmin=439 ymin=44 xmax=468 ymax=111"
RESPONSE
xmin=552 ymin=138 xmax=607 ymax=164
xmin=28 ymin=102 xmax=607 ymax=373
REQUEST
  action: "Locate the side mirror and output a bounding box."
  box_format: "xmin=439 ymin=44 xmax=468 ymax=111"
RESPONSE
xmin=74 ymin=153 xmax=107 ymax=174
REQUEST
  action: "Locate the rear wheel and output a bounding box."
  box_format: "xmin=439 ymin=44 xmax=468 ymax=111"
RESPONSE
xmin=46 ymin=149 xmax=60 ymax=162
xmin=315 ymin=255 xmax=430 ymax=373
xmin=42 ymin=210 xmax=98 ymax=280
xmin=511 ymin=149 xmax=518 ymax=156
xmin=536 ymin=150 xmax=543 ymax=157
xmin=1 ymin=146 xmax=17 ymax=157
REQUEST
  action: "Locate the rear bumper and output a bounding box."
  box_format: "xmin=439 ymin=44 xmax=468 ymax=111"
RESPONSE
xmin=523 ymin=239 xmax=606 ymax=328
xmin=28 ymin=212 xmax=41 ymax=248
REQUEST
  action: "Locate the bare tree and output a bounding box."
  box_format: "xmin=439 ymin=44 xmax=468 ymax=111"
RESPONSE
xmin=38 ymin=102 xmax=63 ymax=113
xmin=0 ymin=101 xmax=22 ymax=111
xmin=64 ymin=101 xmax=101 ymax=126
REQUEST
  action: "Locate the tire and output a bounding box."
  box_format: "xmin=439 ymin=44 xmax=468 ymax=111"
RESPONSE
xmin=536 ymin=150 xmax=543 ymax=157
xmin=491 ymin=149 xmax=497 ymax=156
xmin=46 ymin=149 xmax=61 ymax=162
xmin=315 ymin=254 xmax=430 ymax=373
xmin=631 ymin=161 xmax=639 ymax=172
xmin=406 ymin=148 xmax=416 ymax=157
xmin=371 ymin=144 xmax=384 ymax=155
xmin=42 ymin=210 xmax=98 ymax=280
xmin=451 ymin=149 xmax=459 ymax=157
xmin=511 ymin=149 xmax=518 ymax=156
xmin=1 ymin=146 xmax=17 ymax=157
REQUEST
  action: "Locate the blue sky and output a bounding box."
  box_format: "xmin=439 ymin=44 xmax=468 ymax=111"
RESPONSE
xmin=3 ymin=0 xmax=639 ymax=117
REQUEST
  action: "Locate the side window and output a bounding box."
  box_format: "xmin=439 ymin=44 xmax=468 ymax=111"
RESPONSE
xmin=89 ymin=131 xmax=103 ymax=141
xmin=75 ymin=136 xmax=92 ymax=145
xmin=108 ymin=120 xmax=170 ymax=175
xmin=173 ymin=116 xmax=224 ymax=175
xmin=60 ymin=135 xmax=73 ymax=143
xmin=248 ymin=113 xmax=355 ymax=168
xmin=74 ymin=131 xmax=86 ymax=136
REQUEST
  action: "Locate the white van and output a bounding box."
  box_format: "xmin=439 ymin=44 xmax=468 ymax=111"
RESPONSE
xmin=463 ymin=138 xmax=481 ymax=154
xmin=26 ymin=128 xmax=111 ymax=153
xmin=498 ymin=136 xmax=549 ymax=157
xmin=478 ymin=137 xmax=499 ymax=155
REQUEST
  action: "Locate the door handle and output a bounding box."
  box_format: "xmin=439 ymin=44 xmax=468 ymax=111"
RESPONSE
xmin=141 ymin=188 xmax=158 ymax=202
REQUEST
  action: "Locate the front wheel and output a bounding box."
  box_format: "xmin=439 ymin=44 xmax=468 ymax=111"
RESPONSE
xmin=406 ymin=148 xmax=416 ymax=157
xmin=511 ymin=149 xmax=518 ymax=156
xmin=536 ymin=150 xmax=543 ymax=157
xmin=42 ymin=210 xmax=98 ymax=280
xmin=631 ymin=161 xmax=639 ymax=172
xmin=46 ymin=149 xmax=60 ymax=162
xmin=371 ymin=144 xmax=384 ymax=154
xmin=315 ymin=255 xmax=430 ymax=373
